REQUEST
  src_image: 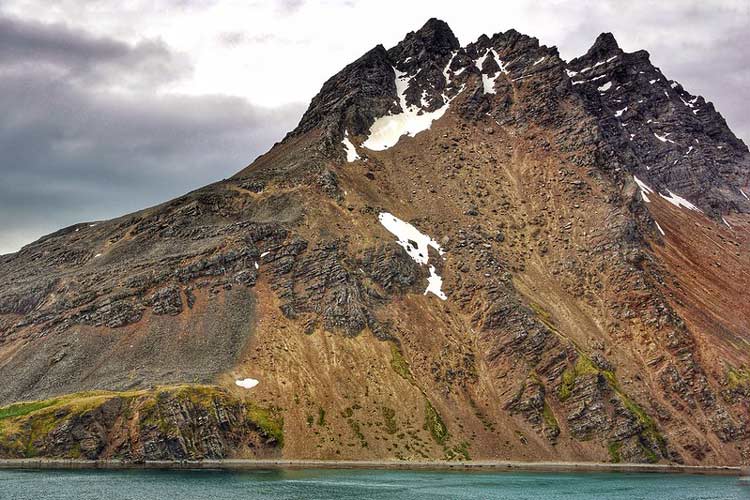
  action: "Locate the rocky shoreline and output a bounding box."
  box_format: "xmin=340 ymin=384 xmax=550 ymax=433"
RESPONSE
xmin=0 ymin=458 xmax=743 ymax=476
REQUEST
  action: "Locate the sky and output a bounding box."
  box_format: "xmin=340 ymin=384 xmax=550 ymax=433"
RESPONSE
xmin=0 ymin=0 xmax=748 ymax=254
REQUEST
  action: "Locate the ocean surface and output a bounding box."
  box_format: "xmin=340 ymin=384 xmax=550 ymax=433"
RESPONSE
xmin=0 ymin=468 xmax=747 ymax=500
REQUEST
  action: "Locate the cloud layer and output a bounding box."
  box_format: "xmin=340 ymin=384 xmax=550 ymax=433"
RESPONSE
xmin=0 ymin=12 xmax=303 ymax=254
xmin=0 ymin=0 xmax=746 ymax=253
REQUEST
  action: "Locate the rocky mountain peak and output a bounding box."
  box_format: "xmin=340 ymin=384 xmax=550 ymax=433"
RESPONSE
xmin=566 ymin=30 xmax=749 ymax=216
xmin=586 ymin=32 xmax=621 ymax=58
xmin=287 ymin=43 xmax=396 ymax=141
xmin=391 ymin=17 xmax=460 ymax=58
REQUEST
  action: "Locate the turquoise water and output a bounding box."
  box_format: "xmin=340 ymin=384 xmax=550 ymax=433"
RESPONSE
xmin=0 ymin=468 xmax=746 ymax=499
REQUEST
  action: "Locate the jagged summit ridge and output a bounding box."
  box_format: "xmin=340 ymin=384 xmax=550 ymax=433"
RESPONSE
xmin=289 ymin=19 xmax=560 ymax=144
xmin=568 ymin=29 xmax=749 ymax=215
xmin=283 ymin=18 xmax=748 ymax=217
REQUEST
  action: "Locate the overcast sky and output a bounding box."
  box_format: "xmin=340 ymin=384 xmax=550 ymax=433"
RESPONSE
xmin=1 ymin=0 xmax=747 ymax=254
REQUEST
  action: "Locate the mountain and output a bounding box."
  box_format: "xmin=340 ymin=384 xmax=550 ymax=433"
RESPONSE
xmin=1 ymin=18 xmax=748 ymax=465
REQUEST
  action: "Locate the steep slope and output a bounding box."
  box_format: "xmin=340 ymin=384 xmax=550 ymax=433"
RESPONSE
xmin=1 ymin=19 xmax=748 ymax=465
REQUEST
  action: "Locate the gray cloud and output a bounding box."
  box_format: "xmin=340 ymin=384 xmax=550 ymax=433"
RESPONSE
xmin=0 ymin=14 xmax=304 ymax=254
xmin=0 ymin=15 xmax=190 ymax=89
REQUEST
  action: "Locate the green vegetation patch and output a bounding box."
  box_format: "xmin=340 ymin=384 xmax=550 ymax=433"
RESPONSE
xmin=390 ymin=343 xmax=414 ymax=382
xmin=317 ymin=407 xmax=326 ymax=427
xmin=347 ymin=418 xmax=367 ymax=448
xmin=381 ymin=406 xmax=398 ymax=434
xmin=619 ymin=396 xmax=666 ymax=460
xmin=608 ymin=441 xmax=622 ymax=463
xmin=423 ymin=400 xmax=448 ymax=445
xmin=529 ymin=303 xmax=558 ymax=333
xmin=444 ymin=441 xmax=471 ymax=461
xmin=542 ymin=402 xmax=559 ymax=434
xmin=0 ymin=385 xmax=285 ymax=457
xmin=559 ymin=353 xmax=667 ymax=461
xmin=246 ymin=404 xmax=284 ymax=445
xmin=558 ymin=354 xmax=614 ymax=402
xmin=0 ymin=400 xmax=58 ymax=421
xmin=727 ymin=367 xmax=750 ymax=390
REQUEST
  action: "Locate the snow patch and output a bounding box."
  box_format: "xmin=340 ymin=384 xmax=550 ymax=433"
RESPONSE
xmin=533 ymin=56 xmax=546 ymax=66
xmin=362 ymin=67 xmax=456 ymax=151
xmin=633 ymin=176 xmax=654 ymax=202
xmin=420 ymin=89 xmax=430 ymax=108
xmin=655 ymin=221 xmax=665 ymax=236
xmin=654 ymin=132 xmax=675 ymax=144
xmin=614 ymin=107 xmax=628 ymax=117
xmin=660 ymin=190 xmax=702 ymax=212
xmin=378 ymin=212 xmax=443 ymax=265
xmin=741 ymin=189 xmax=749 ymax=201
xmin=342 ymin=130 xmax=360 ymax=162
xmin=722 ymin=217 xmax=732 ymax=228
xmin=378 ymin=212 xmax=447 ymax=299
xmin=491 ymin=50 xmax=508 ymax=74
xmin=597 ymin=81 xmax=612 ymax=92
xmin=425 ymin=266 xmax=447 ymax=301
xmin=442 ymin=51 xmax=457 ymax=84
xmin=235 ymin=378 xmax=259 ymax=389
xmin=679 ymin=96 xmax=695 ymax=109
xmin=475 ymin=52 xmax=487 ymax=70
xmin=565 ymin=69 xmax=578 ymax=77
xmin=478 ymin=49 xmax=508 ymax=95
xmin=482 ymin=73 xmax=499 ymax=94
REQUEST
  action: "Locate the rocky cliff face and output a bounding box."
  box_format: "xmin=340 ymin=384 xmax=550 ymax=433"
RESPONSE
xmin=1 ymin=19 xmax=748 ymax=465
xmin=0 ymin=386 xmax=281 ymax=460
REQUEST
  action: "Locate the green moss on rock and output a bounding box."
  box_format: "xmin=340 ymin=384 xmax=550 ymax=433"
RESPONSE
xmin=542 ymin=402 xmax=559 ymax=433
xmin=423 ymin=400 xmax=448 ymax=445
xmin=608 ymin=441 xmax=622 ymax=463
xmin=246 ymin=404 xmax=284 ymax=446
